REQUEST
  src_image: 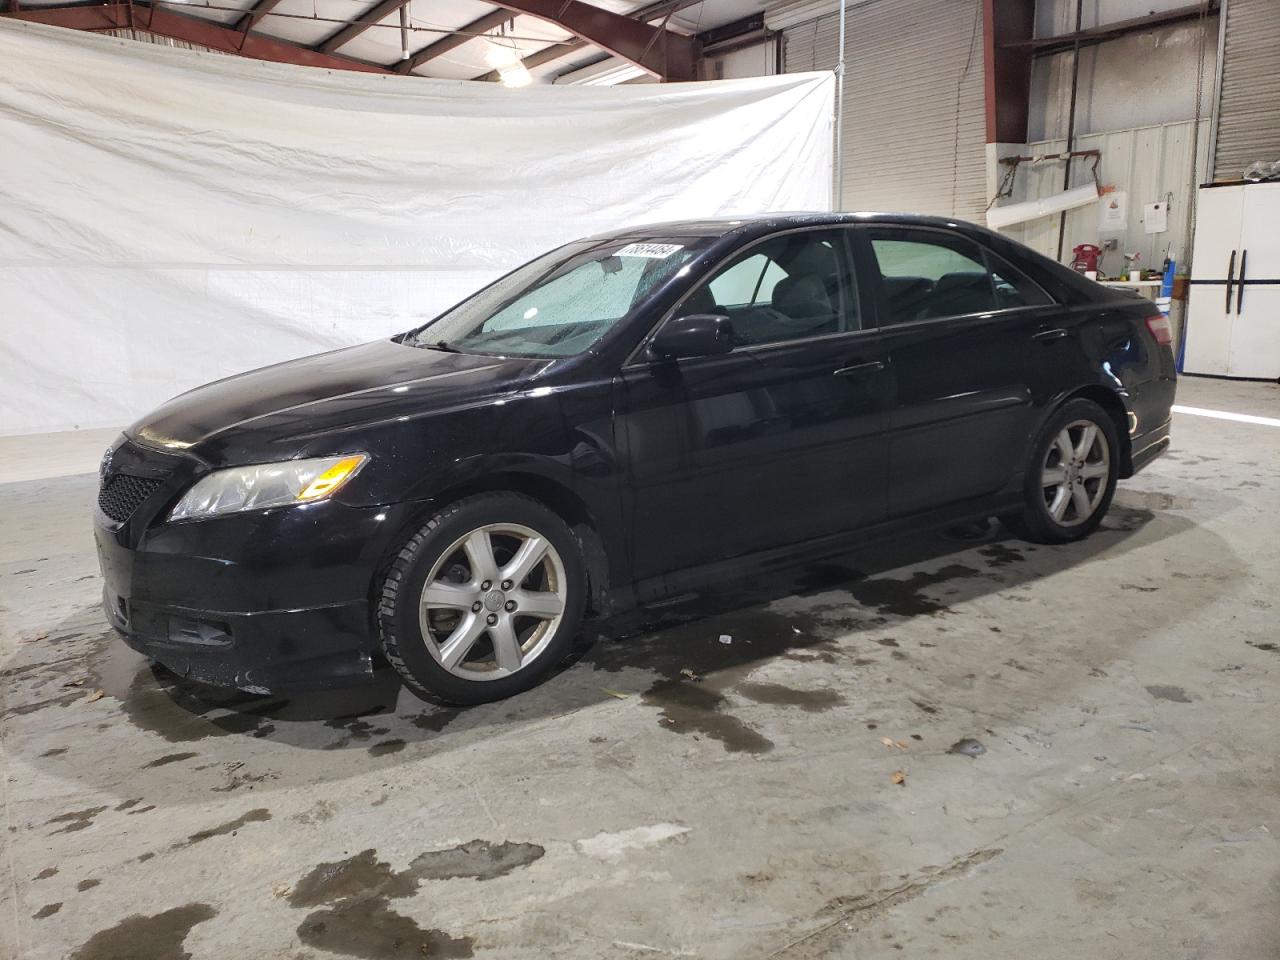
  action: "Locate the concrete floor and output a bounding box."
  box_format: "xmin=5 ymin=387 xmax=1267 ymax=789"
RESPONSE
xmin=2 ymin=375 xmax=1279 ymax=960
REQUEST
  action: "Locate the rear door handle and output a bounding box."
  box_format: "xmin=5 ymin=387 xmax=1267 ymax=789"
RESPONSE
xmin=1237 ymin=249 xmax=1247 ymax=314
xmin=1033 ymin=328 xmax=1068 ymax=342
xmin=834 ymin=360 xmax=886 ymax=377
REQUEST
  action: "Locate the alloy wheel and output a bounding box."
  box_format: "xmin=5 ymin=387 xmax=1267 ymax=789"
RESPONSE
xmin=418 ymin=523 xmax=567 ymax=681
xmin=1041 ymin=418 xmax=1111 ymax=527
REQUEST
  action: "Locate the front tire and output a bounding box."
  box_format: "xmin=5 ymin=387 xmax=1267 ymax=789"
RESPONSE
xmin=1005 ymin=398 xmax=1119 ymax=544
xmin=378 ymin=493 xmax=586 ymax=705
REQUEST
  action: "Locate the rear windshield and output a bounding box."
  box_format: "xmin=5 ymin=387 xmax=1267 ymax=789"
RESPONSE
xmin=406 ymin=236 xmax=713 ymax=357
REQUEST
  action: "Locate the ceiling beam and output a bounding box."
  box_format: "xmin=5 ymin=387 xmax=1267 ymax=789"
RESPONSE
xmin=394 ymin=7 xmax=516 ymax=73
xmin=234 ymin=0 xmax=286 ymax=34
xmin=471 ymin=0 xmax=703 ymax=82
xmin=1003 ymin=1 xmax=1219 ymax=56
xmin=2 ymin=3 xmax=394 ymax=73
xmin=316 ymin=0 xmax=408 ymax=53
xmin=415 ymin=0 xmax=699 ymax=80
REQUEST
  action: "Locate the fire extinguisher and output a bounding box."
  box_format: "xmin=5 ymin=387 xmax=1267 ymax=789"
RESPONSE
xmin=1070 ymin=244 xmax=1102 ymax=275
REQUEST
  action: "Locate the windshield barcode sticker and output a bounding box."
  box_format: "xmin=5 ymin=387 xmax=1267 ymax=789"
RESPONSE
xmin=616 ymin=242 xmax=684 ymax=259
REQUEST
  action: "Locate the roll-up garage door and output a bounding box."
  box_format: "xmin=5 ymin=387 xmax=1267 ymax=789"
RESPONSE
xmin=1213 ymin=0 xmax=1280 ymax=182
xmin=783 ymin=0 xmax=987 ymax=220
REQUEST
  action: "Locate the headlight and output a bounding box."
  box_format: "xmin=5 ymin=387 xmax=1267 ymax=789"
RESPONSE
xmin=168 ymin=454 xmax=368 ymax=522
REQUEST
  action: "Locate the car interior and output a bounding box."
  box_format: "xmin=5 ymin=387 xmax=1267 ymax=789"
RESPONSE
xmin=682 ymin=237 xmax=849 ymax=346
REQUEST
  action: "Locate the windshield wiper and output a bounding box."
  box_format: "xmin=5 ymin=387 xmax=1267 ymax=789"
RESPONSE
xmin=424 ymin=340 xmax=460 ymax=353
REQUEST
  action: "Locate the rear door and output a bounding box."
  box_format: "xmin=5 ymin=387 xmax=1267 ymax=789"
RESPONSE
xmin=853 ymin=226 xmax=1059 ymax=518
xmin=616 ymin=228 xmax=892 ymax=582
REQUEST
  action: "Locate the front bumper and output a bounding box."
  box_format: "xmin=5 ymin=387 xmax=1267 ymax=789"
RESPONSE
xmin=94 ymin=441 xmax=421 ymax=692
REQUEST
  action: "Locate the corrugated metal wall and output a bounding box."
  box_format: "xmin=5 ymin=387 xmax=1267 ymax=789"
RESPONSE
xmin=1213 ymin=0 xmax=1280 ymax=181
xmin=782 ymin=0 xmax=987 ymax=220
xmin=1011 ymin=119 xmax=1211 ymax=272
xmin=101 ymin=29 xmax=221 ymax=54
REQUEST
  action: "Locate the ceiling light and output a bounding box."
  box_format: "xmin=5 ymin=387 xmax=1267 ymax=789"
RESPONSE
xmin=498 ymin=62 xmax=532 ymax=87
xmin=485 ymin=36 xmax=531 ymax=88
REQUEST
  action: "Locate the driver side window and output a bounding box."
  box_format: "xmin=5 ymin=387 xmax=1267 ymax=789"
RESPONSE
xmin=688 ymin=231 xmax=858 ymax=348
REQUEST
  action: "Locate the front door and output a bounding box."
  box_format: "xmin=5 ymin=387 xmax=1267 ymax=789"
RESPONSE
xmin=853 ymin=226 xmax=1058 ymax=518
xmin=615 ymin=228 xmax=892 ymax=584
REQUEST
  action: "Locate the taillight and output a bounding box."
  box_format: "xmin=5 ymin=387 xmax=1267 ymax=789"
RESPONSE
xmin=1145 ymin=315 xmax=1173 ymax=346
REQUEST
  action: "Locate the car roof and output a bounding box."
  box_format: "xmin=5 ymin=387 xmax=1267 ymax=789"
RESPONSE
xmin=590 ymin=211 xmax=988 ymax=242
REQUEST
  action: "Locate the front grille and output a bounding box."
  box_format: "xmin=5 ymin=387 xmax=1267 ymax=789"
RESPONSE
xmin=98 ymin=473 xmax=163 ymax=523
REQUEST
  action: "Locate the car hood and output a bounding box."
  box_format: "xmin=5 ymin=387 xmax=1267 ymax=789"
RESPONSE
xmin=128 ymin=339 xmax=549 ymax=460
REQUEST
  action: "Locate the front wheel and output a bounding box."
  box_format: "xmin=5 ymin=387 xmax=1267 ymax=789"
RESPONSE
xmin=377 ymin=493 xmax=586 ymax=705
xmin=1004 ymin=398 xmax=1119 ymax=544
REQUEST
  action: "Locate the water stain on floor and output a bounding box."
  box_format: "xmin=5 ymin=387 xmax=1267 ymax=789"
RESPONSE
xmin=409 ymin=840 xmax=545 ymax=881
xmin=175 ymin=807 xmax=271 ymax=847
xmin=296 ymin=898 xmax=474 ymax=960
xmin=290 ymin=849 xmax=417 ymax=906
xmin=642 ymin=678 xmax=774 ymax=754
xmin=46 ymin=805 xmax=109 ymax=835
xmin=734 ymin=681 xmax=844 ymax=713
xmin=69 ymin=903 xmax=216 ymax=960
xmin=845 ymin=565 xmax=984 ymax=617
xmin=978 ymin=543 xmax=1025 ymax=568
xmin=143 ymin=751 xmax=199 ymax=768
xmin=1146 ymin=684 xmax=1194 ymax=703
xmin=288 ymin=842 xmax=540 ymax=960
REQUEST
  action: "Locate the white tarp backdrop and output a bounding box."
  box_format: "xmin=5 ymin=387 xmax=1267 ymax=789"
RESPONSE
xmin=0 ymin=21 xmax=834 ymax=435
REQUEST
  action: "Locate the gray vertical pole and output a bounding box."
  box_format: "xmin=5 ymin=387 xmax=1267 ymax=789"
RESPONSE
xmin=834 ymin=0 xmax=846 ymax=210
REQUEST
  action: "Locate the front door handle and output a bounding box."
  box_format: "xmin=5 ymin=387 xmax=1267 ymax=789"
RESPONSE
xmin=1033 ymin=327 xmax=1068 ymax=342
xmin=1237 ymin=249 xmax=1247 ymax=314
xmin=834 ymin=360 xmax=886 ymax=377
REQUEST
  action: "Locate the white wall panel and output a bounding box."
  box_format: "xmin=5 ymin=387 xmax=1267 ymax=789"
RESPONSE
xmin=1028 ymin=20 xmax=1217 ymax=141
xmin=1010 ymin=119 xmax=1211 ymax=272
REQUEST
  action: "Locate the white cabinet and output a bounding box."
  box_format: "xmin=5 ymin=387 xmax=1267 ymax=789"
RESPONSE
xmin=1183 ymin=182 xmax=1280 ymax=380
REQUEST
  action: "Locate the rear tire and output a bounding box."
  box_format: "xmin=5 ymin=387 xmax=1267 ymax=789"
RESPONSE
xmin=1005 ymin=398 xmax=1119 ymax=545
xmin=378 ymin=493 xmax=586 ymax=705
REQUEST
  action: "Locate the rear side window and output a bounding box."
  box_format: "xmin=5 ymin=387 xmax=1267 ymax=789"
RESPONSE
xmin=987 ymin=253 xmax=1055 ymax=310
xmin=865 ymin=229 xmax=1052 ymax=325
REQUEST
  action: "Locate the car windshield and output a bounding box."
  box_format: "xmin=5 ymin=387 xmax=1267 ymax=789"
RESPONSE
xmin=405 ymin=236 xmax=710 ymax=357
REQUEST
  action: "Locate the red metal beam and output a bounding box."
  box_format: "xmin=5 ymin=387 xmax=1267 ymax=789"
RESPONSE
xmin=2 ymin=3 xmax=393 ymax=73
xmin=470 ymin=0 xmax=702 ymax=82
xmin=982 ymin=0 xmax=1034 ymax=143
xmin=434 ymin=0 xmax=699 ymax=80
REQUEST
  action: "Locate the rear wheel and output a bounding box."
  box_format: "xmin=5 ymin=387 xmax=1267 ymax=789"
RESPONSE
xmin=1005 ymin=398 xmax=1119 ymax=544
xmin=378 ymin=494 xmax=586 ymax=705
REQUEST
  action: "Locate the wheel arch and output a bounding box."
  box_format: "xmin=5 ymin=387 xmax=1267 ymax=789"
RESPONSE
xmin=1065 ymin=385 xmax=1134 ymax=477
xmin=374 ymin=471 xmax=620 ymax=620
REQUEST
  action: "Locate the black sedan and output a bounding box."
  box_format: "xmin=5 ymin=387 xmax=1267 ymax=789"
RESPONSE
xmin=95 ymin=213 xmax=1175 ymax=704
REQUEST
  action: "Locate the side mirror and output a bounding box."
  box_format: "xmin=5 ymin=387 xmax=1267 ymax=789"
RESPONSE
xmin=650 ymin=314 xmax=735 ymax=360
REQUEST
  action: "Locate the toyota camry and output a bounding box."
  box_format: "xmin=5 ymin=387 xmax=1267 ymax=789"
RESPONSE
xmin=95 ymin=213 xmax=1176 ymax=704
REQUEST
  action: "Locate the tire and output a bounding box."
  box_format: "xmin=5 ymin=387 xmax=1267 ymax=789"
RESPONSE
xmin=1004 ymin=398 xmax=1120 ymax=545
xmin=377 ymin=493 xmax=586 ymax=705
